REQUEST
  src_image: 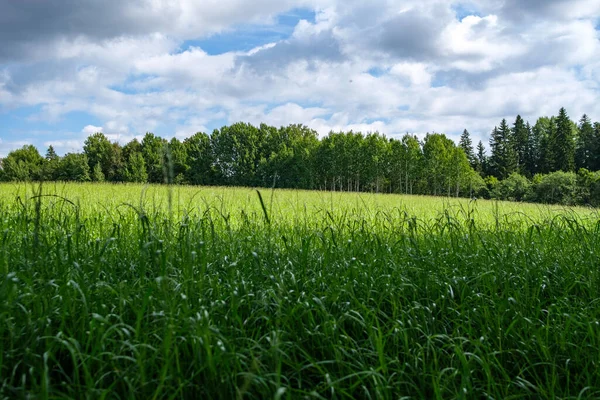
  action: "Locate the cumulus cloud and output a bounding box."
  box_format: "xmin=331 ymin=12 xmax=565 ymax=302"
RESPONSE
xmin=0 ymin=0 xmax=599 ymax=153
xmin=82 ymin=125 xmax=103 ymax=135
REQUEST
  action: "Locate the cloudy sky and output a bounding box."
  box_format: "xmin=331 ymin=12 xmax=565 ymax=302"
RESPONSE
xmin=1 ymin=0 xmax=599 ymax=156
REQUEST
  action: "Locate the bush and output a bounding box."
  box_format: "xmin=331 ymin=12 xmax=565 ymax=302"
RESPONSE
xmin=493 ymin=173 xmax=532 ymax=201
xmin=479 ymin=176 xmax=499 ymax=199
xmin=460 ymin=171 xmax=487 ymax=198
xmin=532 ymin=171 xmax=577 ymax=205
xmin=576 ymin=169 xmax=600 ymax=206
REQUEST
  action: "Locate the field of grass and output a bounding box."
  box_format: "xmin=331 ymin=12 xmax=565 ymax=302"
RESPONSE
xmin=1 ymin=182 xmax=600 ymax=399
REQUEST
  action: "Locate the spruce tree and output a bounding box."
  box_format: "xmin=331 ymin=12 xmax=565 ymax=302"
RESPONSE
xmin=489 ymin=119 xmax=517 ymax=179
xmin=43 ymin=145 xmax=60 ymax=181
xmin=594 ymin=122 xmax=600 ymax=171
xmin=459 ymin=129 xmax=476 ymax=168
xmin=534 ymin=117 xmax=555 ymax=174
xmin=523 ymin=122 xmax=535 ymax=176
xmin=476 ymin=140 xmax=486 ymax=176
xmin=45 ymin=146 xmax=58 ymax=161
xmin=575 ymin=114 xmax=595 ymax=170
xmin=551 ymin=107 xmax=575 ymax=171
xmin=512 ymin=115 xmax=529 ymax=175
xmin=489 ymin=127 xmax=502 ymax=178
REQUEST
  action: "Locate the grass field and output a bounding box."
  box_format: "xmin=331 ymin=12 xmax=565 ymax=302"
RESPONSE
xmin=1 ymin=182 xmax=600 ymax=399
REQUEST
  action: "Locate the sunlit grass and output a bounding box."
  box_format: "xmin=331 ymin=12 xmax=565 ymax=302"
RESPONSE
xmin=1 ymin=182 xmax=599 ymax=398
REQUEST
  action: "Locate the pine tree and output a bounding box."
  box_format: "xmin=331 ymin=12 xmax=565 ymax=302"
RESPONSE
xmin=43 ymin=145 xmax=60 ymax=181
xmin=459 ymin=129 xmax=476 ymax=168
xmin=575 ymin=114 xmax=595 ymax=170
xmin=45 ymin=146 xmax=58 ymax=161
xmin=533 ymin=117 xmax=555 ymax=174
xmin=512 ymin=115 xmax=529 ymax=174
xmin=594 ymin=122 xmax=600 ymax=171
xmin=489 ymin=119 xmax=517 ymax=179
xmin=476 ymin=140 xmax=486 ymax=176
xmin=489 ymin=127 xmax=502 ymax=178
xmin=550 ymin=107 xmax=575 ymax=171
xmin=523 ymin=122 xmax=535 ymax=176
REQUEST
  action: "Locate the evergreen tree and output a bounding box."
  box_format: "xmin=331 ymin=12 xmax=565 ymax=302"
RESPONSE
xmin=512 ymin=115 xmax=529 ymax=175
xmin=489 ymin=119 xmax=517 ymax=179
xmin=523 ymin=122 xmax=536 ymax=176
xmin=459 ymin=129 xmax=476 ymax=168
xmin=45 ymin=145 xmax=58 ymax=161
xmin=488 ymin=127 xmax=502 ymax=178
xmin=43 ymin=145 xmax=60 ymax=181
xmin=594 ymin=122 xmax=600 ymax=171
xmin=532 ymin=117 xmax=554 ymax=174
xmin=550 ymin=107 xmax=575 ymax=171
xmin=476 ymin=140 xmax=486 ymax=176
xmin=575 ymin=114 xmax=595 ymax=170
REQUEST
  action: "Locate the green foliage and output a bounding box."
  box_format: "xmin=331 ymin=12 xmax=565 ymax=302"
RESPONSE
xmin=459 ymin=129 xmax=476 ymax=168
xmin=57 ymin=153 xmax=91 ymax=181
xmin=184 ymin=132 xmax=213 ymax=185
xmin=257 ymin=124 xmax=320 ymax=189
xmin=389 ymin=134 xmax=423 ymax=194
xmin=482 ymin=175 xmax=499 ymax=199
xmin=489 ymin=119 xmax=517 ymax=179
xmin=550 ymin=107 xmax=576 ymax=172
xmin=83 ymin=132 xmax=117 ymax=180
xmin=141 ymin=133 xmax=168 ymax=183
xmin=0 ymin=145 xmax=44 ymax=181
xmin=532 ymin=117 xmax=554 ymax=174
xmin=211 ymin=122 xmax=263 ymax=186
xmin=511 ymin=115 xmax=529 ymax=175
xmin=492 ymin=173 xmax=532 ymax=201
xmin=533 ymin=171 xmax=577 ymax=205
xmin=42 ymin=145 xmax=60 ymax=181
xmin=575 ymin=114 xmax=596 ymax=171
xmin=92 ymin=162 xmax=105 ymax=182
xmin=124 ymin=152 xmax=148 ymax=183
xmin=166 ymin=137 xmax=189 ymax=183
xmin=423 ymin=133 xmax=456 ymax=195
xmin=476 ymin=140 xmax=486 ymax=176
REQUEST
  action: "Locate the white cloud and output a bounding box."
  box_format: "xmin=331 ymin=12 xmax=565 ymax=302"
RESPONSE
xmin=390 ymin=63 xmax=432 ymax=87
xmin=82 ymin=125 xmax=103 ymax=135
xmin=0 ymin=0 xmax=599 ymax=153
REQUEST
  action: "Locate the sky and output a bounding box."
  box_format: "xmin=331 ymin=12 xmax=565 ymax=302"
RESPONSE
xmin=1 ymin=0 xmax=599 ymax=157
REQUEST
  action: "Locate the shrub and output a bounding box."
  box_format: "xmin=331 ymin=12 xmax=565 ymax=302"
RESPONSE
xmin=493 ymin=173 xmax=532 ymax=201
xmin=533 ymin=171 xmax=577 ymax=205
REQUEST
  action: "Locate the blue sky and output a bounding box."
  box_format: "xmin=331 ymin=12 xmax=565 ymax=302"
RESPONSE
xmin=1 ymin=0 xmax=599 ymax=156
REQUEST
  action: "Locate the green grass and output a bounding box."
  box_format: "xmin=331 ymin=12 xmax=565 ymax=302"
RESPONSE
xmin=1 ymin=182 xmax=600 ymax=399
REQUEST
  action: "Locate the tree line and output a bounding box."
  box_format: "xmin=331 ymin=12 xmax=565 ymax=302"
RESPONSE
xmin=1 ymin=107 xmax=600 ymax=205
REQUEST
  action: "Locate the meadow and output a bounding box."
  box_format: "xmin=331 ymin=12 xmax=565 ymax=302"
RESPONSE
xmin=1 ymin=182 xmax=600 ymax=399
